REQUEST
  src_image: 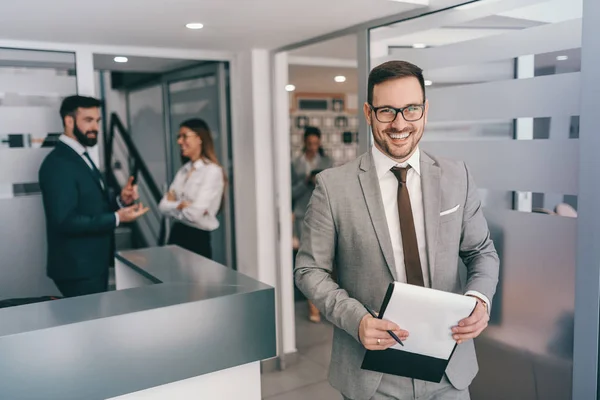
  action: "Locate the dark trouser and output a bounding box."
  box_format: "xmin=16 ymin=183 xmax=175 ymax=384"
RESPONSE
xmin=53 ymin=271 xmax=108 ymax=298
xmin=168 ymin=222 xmax=212 ymax=259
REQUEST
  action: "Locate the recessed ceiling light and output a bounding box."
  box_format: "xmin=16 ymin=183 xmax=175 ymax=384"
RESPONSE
xmin=114 ymin=56 xmax=128 ymax=63
xmin=186 ymin=23 xmax=204 ymax=30
xmin=285 ymin=84 xmax=296 ymax=92
xmin=412 ymin=43 xmax=427 ymax=49
xmin=556 ymin=55 xmax=569 ymax=61
xmin=334 ymin=76 xmax=347 ymax=83
xmin=425 ymin=80 xmax=433 ymax=86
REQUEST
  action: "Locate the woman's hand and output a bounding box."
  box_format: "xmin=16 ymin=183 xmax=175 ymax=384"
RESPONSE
xmin=167 ymin=190 xmax=177 ymax=201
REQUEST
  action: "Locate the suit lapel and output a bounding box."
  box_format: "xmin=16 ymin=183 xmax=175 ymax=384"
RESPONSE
xmin=57 ymin=142 xmax=107 ymax=196
xmin=358 ymin=153 xmax=398 ymax=281
xmin=420 ymin=152 xmax=441 ymax=286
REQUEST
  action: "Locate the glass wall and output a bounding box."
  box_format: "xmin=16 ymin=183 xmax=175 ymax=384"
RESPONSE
xmin=0 ymin=48 xmax=76 ymax=149
xmin=0 ymin=48 xmax=77 ymax=300
xmin=370 ymin=1 xmax=581 ymax=398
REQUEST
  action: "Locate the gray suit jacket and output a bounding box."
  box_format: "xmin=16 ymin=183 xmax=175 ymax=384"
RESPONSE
xmin=294 ymin=150 xmax=499 ymax=400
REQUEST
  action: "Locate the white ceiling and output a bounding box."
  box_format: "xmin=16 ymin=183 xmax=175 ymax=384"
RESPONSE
xmin=290 ymin=35 xmax=358 ymax=60
xmin=0 ymin=0 xmax=423 ymax=51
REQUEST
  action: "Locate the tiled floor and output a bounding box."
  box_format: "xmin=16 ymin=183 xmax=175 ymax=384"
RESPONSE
xmin=261 ymin=302 xmax=343 ymax=400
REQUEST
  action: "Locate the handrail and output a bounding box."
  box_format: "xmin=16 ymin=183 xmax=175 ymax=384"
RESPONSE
xmin=106 ymin=113 xmax=166 ymax=246
xmin=108 ymin=113 xmax=162 ymax=202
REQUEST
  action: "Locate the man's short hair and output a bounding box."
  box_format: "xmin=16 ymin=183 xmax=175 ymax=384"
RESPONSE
xmin=59 ymin=95 xmax=103 ymax=126
xmin=368 ymin=61 xmax=426 ymax=104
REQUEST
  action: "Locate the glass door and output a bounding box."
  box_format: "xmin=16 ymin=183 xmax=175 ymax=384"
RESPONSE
xmin=163 ymin=63 xmax=234 ymax=268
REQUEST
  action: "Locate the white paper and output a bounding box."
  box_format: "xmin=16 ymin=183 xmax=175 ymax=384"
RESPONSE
xmin=381 ymin=282 xmax=477 ymax=360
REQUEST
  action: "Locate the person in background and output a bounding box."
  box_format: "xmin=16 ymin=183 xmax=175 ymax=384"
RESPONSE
xmin=39 ymin=95 xmax=148 ymax=298
xmin=159 ymin=119 xmax=226 ymax=259
xmin=291 ymin=126 xmax=333 ymax=322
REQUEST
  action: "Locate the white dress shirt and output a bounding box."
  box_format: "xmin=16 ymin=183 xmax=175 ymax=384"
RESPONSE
xmin=59 ymin=135 xmax=120 ymax=227
xmin=300 ymin=153 xmax=321 ymax=177
xmin=159 ymin=159 xmax=224 ymax=231
xmin=371 ymin=145 xmax=490 ymax=310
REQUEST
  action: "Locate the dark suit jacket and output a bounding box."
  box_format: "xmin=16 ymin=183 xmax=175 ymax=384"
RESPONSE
xmin=39 ymin=142 xmax=118 ymax=281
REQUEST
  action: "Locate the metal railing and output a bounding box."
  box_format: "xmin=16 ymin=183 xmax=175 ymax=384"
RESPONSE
xmin=105 ymin=113 xmax=166 ymax=247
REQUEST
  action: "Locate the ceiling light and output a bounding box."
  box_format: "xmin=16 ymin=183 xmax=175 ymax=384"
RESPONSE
xmin=334 ymin=76 xmax=347 ymax=83
xmin=285 ymin=84 xmax=296 ymax=92
xmin=114 ymin=56 xmax=128 ymax=63
xmin=556 ymin=55 xmax=569 ymax=61
xmin=425 ymin=80 xmax=433 ymax=86
xmin=186 ymin=23 xmax=204 ymax=30
xmin=412 ymin=43 xmax=427 ymax=49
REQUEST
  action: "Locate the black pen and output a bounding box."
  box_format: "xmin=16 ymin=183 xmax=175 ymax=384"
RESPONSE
xmin=364 ymin=305 xmax=404 ymax=346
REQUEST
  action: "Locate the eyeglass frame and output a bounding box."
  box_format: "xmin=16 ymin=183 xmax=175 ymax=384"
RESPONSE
xmin=368 ymin=103 xmax=426 ymax=123
xmin=177 ymin=133 xmax=198 ymax=141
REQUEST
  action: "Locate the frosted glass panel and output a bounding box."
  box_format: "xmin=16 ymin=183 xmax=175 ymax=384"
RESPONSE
xmin=381 ymin=19 xmax=581 ymax=71
xmin=427 ymin=73 xmax=580 ymax=122
xmin=421 ymin=140 xmax=578 ymax=194
xmin=128 ymin=85 xmax=167 ymax=189
xmin=0 ymin=48 xmax=76 ymax=147
xmin=370 ymin=0 xmax=582 ymax=398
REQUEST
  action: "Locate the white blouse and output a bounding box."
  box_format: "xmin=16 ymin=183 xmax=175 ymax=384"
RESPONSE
xmin=159 ymin=159 xmax=224 ymax=231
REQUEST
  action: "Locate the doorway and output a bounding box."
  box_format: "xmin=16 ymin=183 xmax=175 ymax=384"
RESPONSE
xmin=96 ymin=56 xmax=235 ymax=269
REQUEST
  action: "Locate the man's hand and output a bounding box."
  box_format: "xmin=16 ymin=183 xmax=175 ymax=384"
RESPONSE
xmin=117 ymin=203 xmax=149 ymax=223
xmin=177 ymin=201 xmax=191 ymax=210
xmin=358 ymin=314 xmax=409 ymax=350
xmin=120 ymin=176 xmax=139 ymax=206
xmin=167 ymin=190 xmax=177 ymax=202
xmin=452 ymin=298 xmax=489 ymax=344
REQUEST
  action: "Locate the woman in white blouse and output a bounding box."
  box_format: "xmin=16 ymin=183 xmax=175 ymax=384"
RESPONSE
xmin=159 ymin=119 xmax=225 ymax=259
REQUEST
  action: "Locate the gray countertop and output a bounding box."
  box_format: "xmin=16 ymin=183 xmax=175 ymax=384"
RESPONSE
xmin=0 ymin=246 xmax=276 ymax=400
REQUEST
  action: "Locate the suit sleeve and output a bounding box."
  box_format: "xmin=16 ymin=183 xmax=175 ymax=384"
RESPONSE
xmin=294 ymin=174 xmax=368 ymax=343
xmin=459 ymin=162 xmax=500 ymax=308
xmin=39 ymin=162 xmax=116 ymax=236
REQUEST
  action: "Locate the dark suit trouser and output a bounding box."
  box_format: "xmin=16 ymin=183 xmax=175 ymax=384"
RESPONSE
xmin=53 ymin=271 xmax=109 ymax=298
xmin=168 ymin=222 xmax=212 ymax=259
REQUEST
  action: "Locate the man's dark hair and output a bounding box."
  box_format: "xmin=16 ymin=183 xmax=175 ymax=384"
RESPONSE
xmin=304 ymin=126 xmax=321 ymax=140
xmin=59 ymin=95 xmax=103 ymax=127
xmin=368 ymin=61 xmax=426 ymax=105
xmin=303 ymin=126 xmax=325 ymax=156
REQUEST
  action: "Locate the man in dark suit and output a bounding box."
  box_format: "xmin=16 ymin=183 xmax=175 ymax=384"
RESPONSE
xmin=39 ymin=95 xmax=149 ymax=297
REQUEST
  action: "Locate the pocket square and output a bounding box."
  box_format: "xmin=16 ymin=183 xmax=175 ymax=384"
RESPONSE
xmin=440 ymin=205 xmax=460 ymax=216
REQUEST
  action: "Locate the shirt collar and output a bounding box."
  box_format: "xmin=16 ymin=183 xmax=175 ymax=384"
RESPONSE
xmin=59 ymin=134 xmax=87 ymax=156
xmin=371 ymin=144 xmax=421 ymax=180
xmin=187 ymin=159 xmax=206 ymax=171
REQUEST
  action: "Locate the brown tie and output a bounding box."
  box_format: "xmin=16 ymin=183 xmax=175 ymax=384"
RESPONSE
xmin=391 ymin=166 xmax=425 ymax=286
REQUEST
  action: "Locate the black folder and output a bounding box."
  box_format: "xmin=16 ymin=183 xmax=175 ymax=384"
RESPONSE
xmin=361 ymin=283 xmax=475 ymax=383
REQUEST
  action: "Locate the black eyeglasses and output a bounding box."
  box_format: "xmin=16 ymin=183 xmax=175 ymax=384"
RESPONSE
xmin=177 ymin=134 xmax=197 ymax=140
xmin=369 ymin=103 xmax=425 ymax=123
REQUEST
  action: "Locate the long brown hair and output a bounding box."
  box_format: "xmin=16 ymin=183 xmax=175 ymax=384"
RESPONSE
xmin=180 ymin=118 xmax=228 ymax=207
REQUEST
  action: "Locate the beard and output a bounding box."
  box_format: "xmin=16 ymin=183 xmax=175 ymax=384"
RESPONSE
xmin=373 ymin=126 xmax=421 ymax=161
xmin=73 ymin=123 xmax=98 ymax=147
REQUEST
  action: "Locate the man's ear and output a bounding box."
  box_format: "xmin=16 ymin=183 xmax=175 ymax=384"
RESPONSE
xmin=64 ymin=114 xmax=75 ymax=130
xmin=363 ymin=102 xmax=372 ymax=126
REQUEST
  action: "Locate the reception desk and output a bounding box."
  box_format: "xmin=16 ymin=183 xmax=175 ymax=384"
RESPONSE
xmin=0 ymin=246 xmax=276 ymax=400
